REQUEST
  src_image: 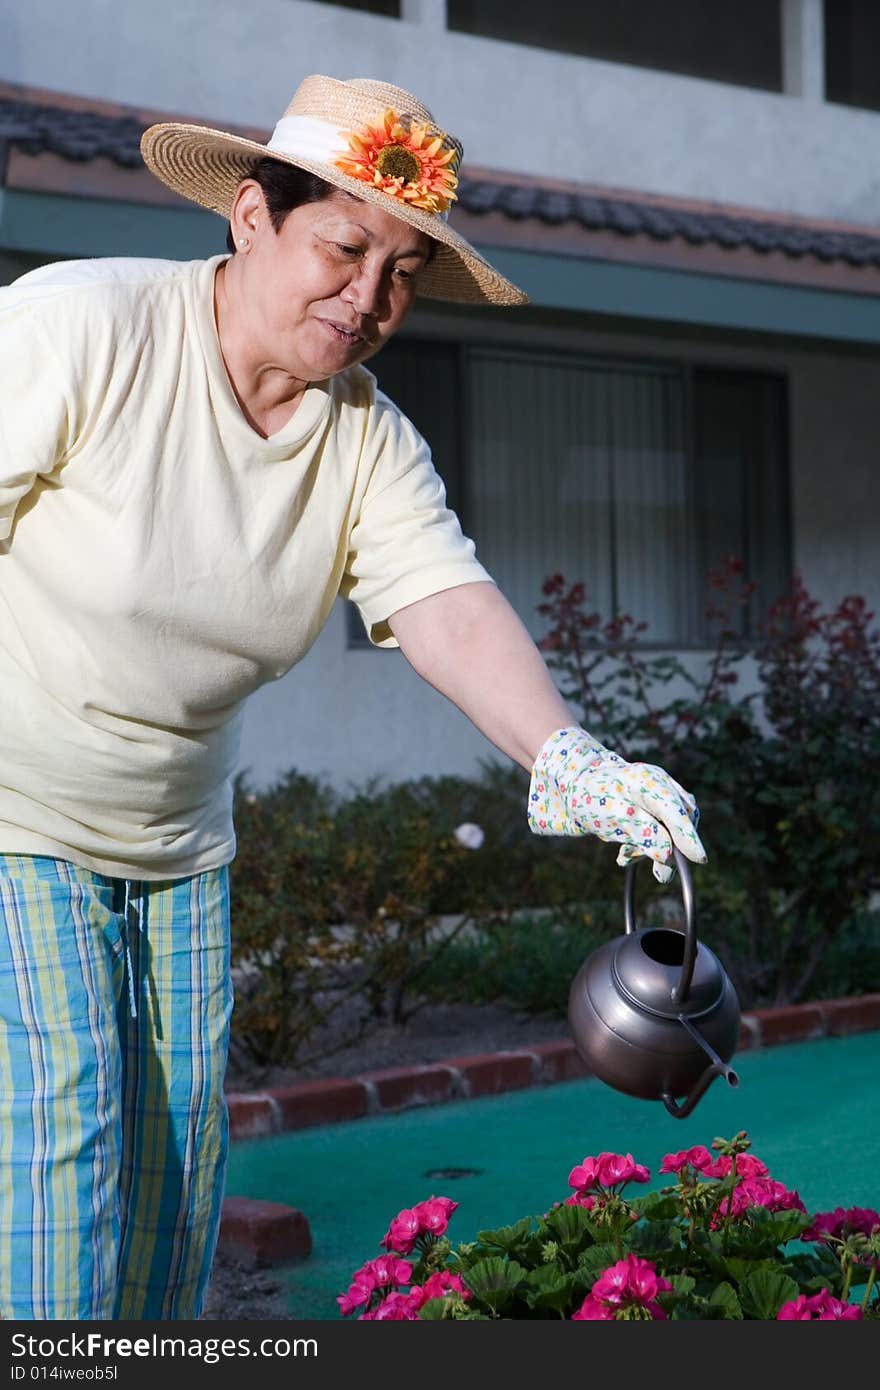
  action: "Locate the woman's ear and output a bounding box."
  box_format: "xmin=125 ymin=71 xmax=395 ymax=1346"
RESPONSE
xmin=228 ymin=180 xmax=264 ymax=250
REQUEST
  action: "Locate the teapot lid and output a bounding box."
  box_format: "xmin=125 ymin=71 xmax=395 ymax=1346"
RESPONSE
xmin=612 ymin=927 xmax=726 ymax=1020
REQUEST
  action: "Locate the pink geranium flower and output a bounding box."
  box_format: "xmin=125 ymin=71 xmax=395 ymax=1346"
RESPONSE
xmin=713 ymin=1177 xmax=805 ymax=1225
xmin=337 ymin=1283 xmax=372 ymax=1318
xmin=568 ymin=1152 xmax=649 ymax=1194
xmin=360 ymin=1290 xmax=421 ymax=1321
xmin=564 ymin=1192 xmax=597 ymax=1210
xmin=778 ymin=1290 xmax=862 ymax=1320
xmin=803 ymin=1205 xmax=880 ymax=1266
xmin=803 ymin=1207 xmax=847 ymax=1241
xmin=571 ymin=1295 xmax=614 ymax=1321
xmin=571 ymin=1255 xmax=671 ymax=1321
xmin=408 ymin=1271 xmax=471 ymax=1311
xmin=414 ymin=1196 xmax=458 ymax=1236
xmin=845 ymin=1207 xmax=880 ymax=1234
xmin=379 ymin=1195 xmax=459 ymax=1253
xmin=362 ymin=1255 xmax=413 ymax=1288
xmin=660 ymin=1146 xmax=714 ymax=1175
xmin=705 ymin=1152 xmax=769 ymax=1180
xmin=568 ymin=1156 xmax=601 ymax=1191
xmin=804 ymin=1206 xmax=880 ymax=1242
xmin=596 ymin=1152 xmax=651 ymax=1188
xmin=336 ymin=1255 xmax=413 ymax=1317
xmin=380 ymin=1207 xmax=421 ymax=1254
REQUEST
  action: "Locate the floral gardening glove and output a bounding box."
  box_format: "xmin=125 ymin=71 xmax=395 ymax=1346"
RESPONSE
xmin=528 ymin=726 xmax=707 ymax=884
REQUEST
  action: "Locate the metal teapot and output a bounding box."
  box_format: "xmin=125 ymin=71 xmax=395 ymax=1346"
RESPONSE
xmin=568 ymin=847 xmax=740 ymax=1118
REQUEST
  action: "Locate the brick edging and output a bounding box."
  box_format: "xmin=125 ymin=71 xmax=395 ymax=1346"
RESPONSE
xmin=226 ymin=993 xmax=880 ymax=1142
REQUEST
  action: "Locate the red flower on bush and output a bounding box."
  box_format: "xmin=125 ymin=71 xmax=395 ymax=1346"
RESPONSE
xmin=712 ymin=1176 xmax=805 ymax=1226
xmin=659 ymin=1145 xmax=714 ymax=1176
xmin=568 ymin=1151 xmax=649 ymax=1197
xmin=572 ymin=1255 xmax=671 ymax=1321
xmin=803 ymin=1206 xmax=880 ymax=1243
xmin=380 ymin=1196 xmax=459 ymax=1254
xmin=778 ymin=1290 xmax=862 ymax=1320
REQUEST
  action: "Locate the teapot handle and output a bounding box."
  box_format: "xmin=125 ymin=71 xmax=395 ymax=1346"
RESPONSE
xmin=623 ymin=845 xmax=696 ymax=1007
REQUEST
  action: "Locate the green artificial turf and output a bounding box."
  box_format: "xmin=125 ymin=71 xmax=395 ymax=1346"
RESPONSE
xmin=224 ymin=1030 xmax=880 ymax=1319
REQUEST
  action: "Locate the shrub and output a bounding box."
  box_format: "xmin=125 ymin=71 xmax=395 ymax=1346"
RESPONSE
xmin=536 ymin=562 xmax=880 ymax=1007
xmin=228 ymin=765 xmax=627 ymax=1069
xmin=416 ymin=902 xmax=634 ymax=1015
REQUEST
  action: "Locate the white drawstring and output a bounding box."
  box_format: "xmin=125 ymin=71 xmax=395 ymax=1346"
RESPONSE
xmin=121 ymin=880 xmax=143 ymax=1019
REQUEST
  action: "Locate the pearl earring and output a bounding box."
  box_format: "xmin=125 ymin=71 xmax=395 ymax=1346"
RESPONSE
xmin=238 ymin=236 xmax=249 ymax=248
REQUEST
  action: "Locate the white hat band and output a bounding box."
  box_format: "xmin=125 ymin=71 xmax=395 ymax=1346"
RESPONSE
xmin=266 ymin=113 xmax=451 ymax=222
xmin=268 ymin=114 xmax=346 ymax=164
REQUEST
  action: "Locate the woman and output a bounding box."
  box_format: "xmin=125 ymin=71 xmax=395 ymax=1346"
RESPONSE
xmin=0 ymin=74 xmax=706 ymax=1320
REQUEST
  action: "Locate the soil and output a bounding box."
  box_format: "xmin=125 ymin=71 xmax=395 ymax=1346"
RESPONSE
xmin=204 ymin=1001 xmax=571 ymax=1321
xmin=222 ymin=999 xmax=571 ymax=1090
xmin=200 ymin=1251 xmax=295 ymax=1322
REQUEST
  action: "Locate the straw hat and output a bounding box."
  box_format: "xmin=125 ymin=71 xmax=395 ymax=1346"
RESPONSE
xmin=141 ymin=74 xmax=528 ymax=306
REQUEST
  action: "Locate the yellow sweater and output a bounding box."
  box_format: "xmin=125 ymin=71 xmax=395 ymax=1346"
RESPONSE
xmin=0 ymin=256 xmax=489 ymax=879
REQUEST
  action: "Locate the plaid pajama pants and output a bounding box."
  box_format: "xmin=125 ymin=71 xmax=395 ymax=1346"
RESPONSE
xmin=0 ymin=854 xmax=232 ymax=1320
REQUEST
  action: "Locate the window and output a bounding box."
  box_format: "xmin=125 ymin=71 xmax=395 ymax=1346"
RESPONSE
xmin=347 ymin=341 xmax=789 ymax=649
xmin=691 ymin=368 xmax=791 ymax=641
xmin=466 ymin=350 xmax=695 ymax=644
xmin=448 ymin=0 xmax=783 ymax=91
xmin=824 ymin=0 xmax=880 ymax=112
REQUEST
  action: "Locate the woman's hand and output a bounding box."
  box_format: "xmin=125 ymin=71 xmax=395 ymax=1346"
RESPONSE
xmin=528 ymin=726 xmax=707 ymax=883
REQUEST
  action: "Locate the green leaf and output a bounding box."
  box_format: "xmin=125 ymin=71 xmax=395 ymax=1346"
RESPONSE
xmin=747 ymin=1206 xmax=812 ymax=1246
xmin=474 ymin=1217 xmax=535 ymax=1254
xmin=668 ymin=1274 xmax=696 ymax=1298
xmin=631 ymin=1192 xmax=681 ymax=1221
xmin=540 ymin=1203 xmax=600 ymax=1247
xmin=418 ymin=1297 xmax=453 ymax=1320
xmin=739 ymin=1269 xmax=800 ymax=1320
xmin=627 ymin=1219 xmax=683 ymax=1259
xmin=707 ymin=1281 xmax=744 ymax=1320
xmin=523 ymin=1268 xmax=579 ymax=1315
xmin=576 ymin=1243 xmax=620 ymax=1279
xmin=420 ymin=1298 xmax=491 ymax=1321
xmin=463 ymin=1257 xmax=529 ymax=1314
xmin=718 ymin=1256 xmax=783 ymax=1286
xmin=783 ymin=1248 xmax=842 ymax=1293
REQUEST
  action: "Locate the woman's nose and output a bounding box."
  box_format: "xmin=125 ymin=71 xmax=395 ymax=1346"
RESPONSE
xmin=342 ymin=265 xmax=384 ymax=318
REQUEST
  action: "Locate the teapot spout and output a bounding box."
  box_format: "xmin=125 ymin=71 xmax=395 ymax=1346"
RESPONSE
xmin=661 ymin=1013 xmax=739 ymax=1119
xmin=662 ymin=1059 xmax=739 ymax=1119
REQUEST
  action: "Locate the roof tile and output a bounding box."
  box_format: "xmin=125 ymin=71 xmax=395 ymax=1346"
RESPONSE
xmin=3 ymin=94 xmax=880 ymax=271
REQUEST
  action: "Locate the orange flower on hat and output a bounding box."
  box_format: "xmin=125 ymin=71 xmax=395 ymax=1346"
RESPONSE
xmin=335 ymin=108 xmax=459 ymax=215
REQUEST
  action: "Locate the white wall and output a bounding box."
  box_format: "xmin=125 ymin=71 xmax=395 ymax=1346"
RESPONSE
xmin=3 ymin=0 xmax=880 ymax=226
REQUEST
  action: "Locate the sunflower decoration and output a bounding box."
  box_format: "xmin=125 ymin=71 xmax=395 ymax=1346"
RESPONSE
xmin=334 ymin=108 xmax=459 ymax=215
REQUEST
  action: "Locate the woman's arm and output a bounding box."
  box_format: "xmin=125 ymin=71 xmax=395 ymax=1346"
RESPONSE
xmin=387 ymin=580 xmax=576 ymax=770
xmin=388 ymin=579 xmax=707 ymax=880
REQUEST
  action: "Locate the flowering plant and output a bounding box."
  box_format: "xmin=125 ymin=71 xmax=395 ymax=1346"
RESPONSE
xmin=338 ymin=1132 xmax=879 ymax=1320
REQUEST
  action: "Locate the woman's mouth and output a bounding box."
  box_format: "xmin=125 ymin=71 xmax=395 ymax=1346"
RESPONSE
xmin=321 ymin=320 xmax=365 ymax=346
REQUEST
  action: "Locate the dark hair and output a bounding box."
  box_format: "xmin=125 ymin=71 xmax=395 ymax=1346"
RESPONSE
xmin=225 ymin=157 xmax=336 ymax=253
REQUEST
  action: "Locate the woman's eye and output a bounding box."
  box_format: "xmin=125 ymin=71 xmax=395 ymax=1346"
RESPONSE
xmin=393 ymin=266 xmax=415 ymax=282
xmin=335 ymin=243 xmax=361 ymax=257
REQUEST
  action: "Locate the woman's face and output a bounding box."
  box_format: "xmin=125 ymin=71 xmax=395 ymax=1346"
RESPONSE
xmin=229 ymin=185 xmax=433 ymax=382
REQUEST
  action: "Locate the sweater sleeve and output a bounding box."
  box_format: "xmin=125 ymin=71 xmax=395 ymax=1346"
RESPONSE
xmin=340 ymin=390 xmax=493 ymax=648
xmin=0 ymin=296 xmax=73 ymax=543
